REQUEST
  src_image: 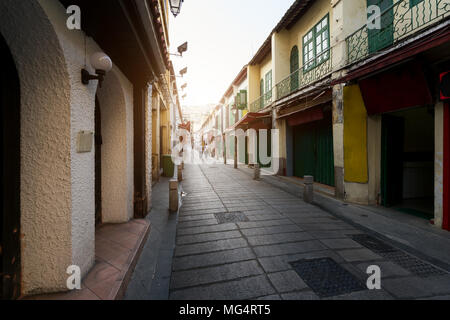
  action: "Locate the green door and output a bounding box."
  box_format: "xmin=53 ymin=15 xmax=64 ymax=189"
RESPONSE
xmin=381 ymin=115 xmax=404 ymax=207
xmin=293 ymin=116 xmax=335 ymax=186
xmin=367 ymin=0 xmax=394 ymax=53
xmin=294 ymin=123 xmax=315 ymax=178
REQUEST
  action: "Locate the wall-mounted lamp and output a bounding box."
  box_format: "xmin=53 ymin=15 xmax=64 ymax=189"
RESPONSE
xmin=81 ymin=52 xmax=113 ymax=88
xmin=170 ymin=42 xmax=188 ymax=57
xmin=179 ymin=67 xmax=188 ymax=77
xmin=169 ymin=0 xmax=184 ymax=17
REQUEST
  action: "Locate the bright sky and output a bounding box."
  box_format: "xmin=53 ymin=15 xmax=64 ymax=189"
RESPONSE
xmin=169 ymin=0 xmax=295 ymax=108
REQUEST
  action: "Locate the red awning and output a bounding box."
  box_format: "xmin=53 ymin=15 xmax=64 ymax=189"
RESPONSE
xmin=281 ymin=106 xmax=324 ymax=127
xmin=359 ymin=61 xmax=432 ymax=115
xmin=226 ymin=112 xmax=272 ymax=133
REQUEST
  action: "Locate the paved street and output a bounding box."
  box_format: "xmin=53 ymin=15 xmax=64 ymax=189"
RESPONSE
xmin=154 ymin=164 xmax=450 ymax=300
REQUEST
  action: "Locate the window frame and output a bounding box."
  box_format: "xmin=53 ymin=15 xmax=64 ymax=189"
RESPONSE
xmin=302 ymin=14 xmax=330 ymax=73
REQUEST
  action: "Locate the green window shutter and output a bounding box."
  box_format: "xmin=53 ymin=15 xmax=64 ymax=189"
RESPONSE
xmin=265 ymin=71 xmax=272 ymax=99
xmin=290 ymin=46 xmax=299 ymax=91
xmin=238 ymin=90 xmax=247 ymax=110
xmin=409 ymin=0 xmax=424 ymax=7
xmin=242 ymin=90 xmax=247 ymax=106
xmin=290 ymin=46 xmax=299 ymax=73
xmin=235 ymin=92 xmax=241 ymax=108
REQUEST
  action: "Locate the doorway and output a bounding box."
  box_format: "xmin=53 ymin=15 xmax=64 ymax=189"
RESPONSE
xmin=293 ymin=110 xmax=335 ymax=186
xmin=381 ymin=107 xmax=435 ymax=219
xmin=1 ymin=33 xmax=21 ymax=300
xmin=95 ymin=97 xmax=102 ymax=226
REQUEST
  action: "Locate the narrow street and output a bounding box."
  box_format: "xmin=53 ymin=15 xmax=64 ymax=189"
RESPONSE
xmin=126 ymin=163 xmax=450 ymax=300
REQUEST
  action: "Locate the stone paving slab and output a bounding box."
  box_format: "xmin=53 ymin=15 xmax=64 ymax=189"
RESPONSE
xmin=240 ymin=224 xmax=304 ymax=237
xmin=170 ymin=260 xmax=264 ymax=290
xmin=176 ymin=223 xmax=238 ymax=236
xmin=247 ymin=232 xmax=315 ymax=246
xmin=267 ymin=270 xmax=308 ymax=293
xmin=176 ymin=230 xmax=242 ymax=245
xmin=175 ymin=238 xmax=248 ymax=257
xmin=177 ymin=219 xmax=218 ymax=229
xmin=253 ymin=240 xmax=327 ymax=258
xmin=169 ymin=275 xmax=276 ymax=300
xmin=172 ymin=247 xmax=256 ymax=271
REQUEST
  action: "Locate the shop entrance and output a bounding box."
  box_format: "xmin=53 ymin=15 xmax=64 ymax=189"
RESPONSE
xmin=381 ymin=106 xmax=435 ymax=219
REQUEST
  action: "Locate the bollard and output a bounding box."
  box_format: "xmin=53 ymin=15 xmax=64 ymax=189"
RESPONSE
xmin=303 ymin=175 xmax=314 ymax=203
xmin=253 ymin=163 xmax=261 ymax=180
xmin=177 ymin=165 xmax=183 ymax=182
xmin=169 ymin=179 xmax=179 ymax=212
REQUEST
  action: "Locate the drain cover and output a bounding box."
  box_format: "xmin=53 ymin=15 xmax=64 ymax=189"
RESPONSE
xmin=350 ymin=234 xmax=446 ymax=277
xmin=214 ymin=212 xmax=249 ymax=224
xmin=290 ymin=258 xmax=365 ymax=298
xmin=382 ymin=251 xmax=446 ymax=277
xmin=350 ymin=234 xmax=396 ymax=254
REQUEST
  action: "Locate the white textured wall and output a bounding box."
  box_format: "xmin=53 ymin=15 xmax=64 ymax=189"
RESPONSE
xmin=0 ymin=0 xmax=136 ymax=295
xmin=0 ymin=0 xmax=75 ymax=294
xmin=96 ymin=67 xmax=134 ymax=223
xmin=37 ymin=0 xmax=99 ymax=286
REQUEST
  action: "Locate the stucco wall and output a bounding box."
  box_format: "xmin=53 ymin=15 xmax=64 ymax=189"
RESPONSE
xmin=0 ymin=0 xmax=74 ymax=295
xmin=38 ymin=0 xmax=101 ymax=286
xmin=96 ymin=66 xmax=134 ymax=223
xmin=260 ymin=54 xmax=273 ymax=92
xmin=1 ymin=0 xmax=136 ymax=295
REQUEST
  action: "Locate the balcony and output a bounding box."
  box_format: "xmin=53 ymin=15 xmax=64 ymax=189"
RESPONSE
xmin=250 ymin=89 xmax=274 ymax=112
xmin=276 ymin=49 xmax=332 ymax=101
xmin=346 ymin=0 xmax=450 ymax=65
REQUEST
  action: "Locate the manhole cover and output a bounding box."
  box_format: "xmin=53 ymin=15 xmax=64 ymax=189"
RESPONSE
xmin=290 ymin=258 xmax=365 ymax=298
xmin=350 ymin=234 xmax=446 ymax=277
xmin=214 ymin=212 xmax=249 ymax=224
xmin=350 ymin=234 xmax=396 ymax=254
xmin=382 ymin=251 xmax=446 ymax=278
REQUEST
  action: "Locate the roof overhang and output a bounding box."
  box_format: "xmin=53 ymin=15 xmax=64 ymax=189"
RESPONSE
xmin=226 ymin=112 xmax=272 ymax=133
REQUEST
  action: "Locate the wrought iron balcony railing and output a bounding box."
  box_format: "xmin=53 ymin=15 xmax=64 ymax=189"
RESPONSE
xmin=249 ymin=89 xmax=273 ymax=112
xmin=346 ymin=0 xmax=450 ymax=65
xmin=276 ymin=49 xmax=332 ymax=101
